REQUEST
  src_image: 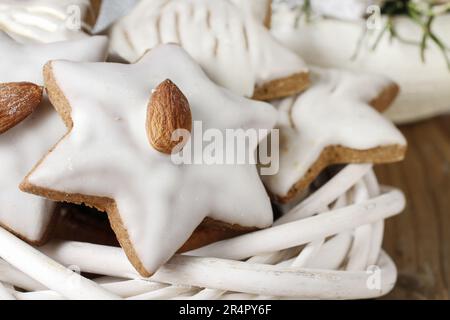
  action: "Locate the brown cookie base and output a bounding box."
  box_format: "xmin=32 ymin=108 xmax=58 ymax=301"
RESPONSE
xmin=18 ymin=181 xmax=150 ymax=277
xmin=274 ymin=144 xmax=407 ymax=204
xmin=370 ymin=83 xmax=400 ymax=113
xmin=84 ymin=0 xmax=102 ymax=29
xmin=263 ymin=0 xmax=272 ymax=29
xmin=179 ymin=218 xmax=257 ymax=252
xmin=252 ymin=72 xmax=310 ymax=101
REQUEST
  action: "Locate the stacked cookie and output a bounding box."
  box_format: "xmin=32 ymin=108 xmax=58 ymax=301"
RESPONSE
xmin=0 ymin=0 xmax=101 ymax=42
xmin=0 ymin=0 xmax=406 ymax=280
xmin=0 ymin=0 xmax=108 ymax=246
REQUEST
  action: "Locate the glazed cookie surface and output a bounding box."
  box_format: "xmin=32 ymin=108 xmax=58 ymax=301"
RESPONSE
xmin=230 ymin=0 xmax=272 ymax=27
xmin=109 ymin=0 xmax=309 ymax=100
xmin=0 ymin=0 xmax=101 ymax=43
xmin=21 ymin=44 xmax=276 ymax=276
xmin=262 ymin=67 xmax=407 ymax=203
xmin=0 ymin=32 xmax=108 ymax=243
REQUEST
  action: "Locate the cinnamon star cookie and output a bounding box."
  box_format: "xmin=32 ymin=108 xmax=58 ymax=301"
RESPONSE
xmin=262 ymin=67 xmax=407 ymax=203
xmin=0 ymin=32 xmax=108 ymax=243
xmin=21 ymin=44 xmax=276 ymax=276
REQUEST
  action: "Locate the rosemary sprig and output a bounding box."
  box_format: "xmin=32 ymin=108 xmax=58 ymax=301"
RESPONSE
xmin=294 ymin=0 xmax=312 ymax=27
xmin=293 ymin=0 xmax=450 ymax=68
xmin=371 ymin=19 xmax=389 ymax=50
xmin=375 ymin=0 xmax=450 ymax=69
xmin=302 ymin=0 xmax=312 ymax=21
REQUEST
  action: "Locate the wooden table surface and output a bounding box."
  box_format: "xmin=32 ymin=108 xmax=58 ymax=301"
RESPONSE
xmin=375 ymin=115 xmax=450 ymax=299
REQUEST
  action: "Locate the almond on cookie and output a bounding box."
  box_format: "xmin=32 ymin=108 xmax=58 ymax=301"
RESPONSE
xmin=21 ymin=44 xmax=276 ymax=276
xmin=0 ymin=32 xmax=108 ymax=243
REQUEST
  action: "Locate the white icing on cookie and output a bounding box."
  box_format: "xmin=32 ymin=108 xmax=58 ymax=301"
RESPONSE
xmin=0 ymin=0 xmax=95 ymax=43
xmin=230 ymin=0 xmax=271 ymax=24
xmin=109 ymin=0 xmax=307 ymax=97
xmin=0 ymin=33 xmax=108 ymax=241
xmin=262 ymin=67 xmax=407 ymax=198
xmin=26 ymin=44 xmax=276 ymax=274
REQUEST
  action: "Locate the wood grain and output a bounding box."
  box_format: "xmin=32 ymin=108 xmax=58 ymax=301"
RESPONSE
xmin=376 ymin=115 xmax=450 ymax=299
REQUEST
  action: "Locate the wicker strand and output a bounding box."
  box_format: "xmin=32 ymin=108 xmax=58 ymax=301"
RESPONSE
xmin=187 ymin=189 xmax=405 ymax=260
xmin=0 ymin=227 xmax=119 ymax=300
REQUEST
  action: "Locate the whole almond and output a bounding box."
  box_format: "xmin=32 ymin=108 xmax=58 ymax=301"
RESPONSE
xmin=0 ymin=82 xmax=43 ymax=134
xmin=146 ymin=79 xmax=192 ymax=154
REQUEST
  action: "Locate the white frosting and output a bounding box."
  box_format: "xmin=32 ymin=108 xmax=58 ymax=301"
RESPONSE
xmin=271 ymin=9 xmax=450 ymax=123
xmin=230 ymin=0 xmax=271 ymax=24
xmin=0 ymin=0 xmax=95 ymax=43
xmin=92 ymin=0 xmax=139 ymax=33
xmin=0 ymin=33 xmax=108 ymax=241
xmin=262 ymin=67 xmax=406 ymax=198
xmin=109 ymin=0 xmax=308 ymax=97
xmin=26 ymin=44 xmax=276 ymax=274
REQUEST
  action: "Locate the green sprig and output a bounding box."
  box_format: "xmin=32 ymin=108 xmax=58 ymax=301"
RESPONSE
xmin=375 ymin=0 xmax=450 ymax=69
xmin=296 ymin=0 xmax=450 ymax=68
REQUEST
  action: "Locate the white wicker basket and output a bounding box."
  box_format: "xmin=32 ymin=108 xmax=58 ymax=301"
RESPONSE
xmin=0 ymin=164 xmax=405 ymax=300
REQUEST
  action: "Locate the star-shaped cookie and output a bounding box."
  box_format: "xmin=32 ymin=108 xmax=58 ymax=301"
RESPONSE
xmin=21 ymin=44 xmax=276 ymax=276
xmin=262 ymin=67 xmax=407 ymax=203
xmin=0 ymin=0 xmax=101 ymax=43
xmin=0 ymin=32 xmax=108 ymax=243
xmin=109 ymin=0 xmax=309 ymax=100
